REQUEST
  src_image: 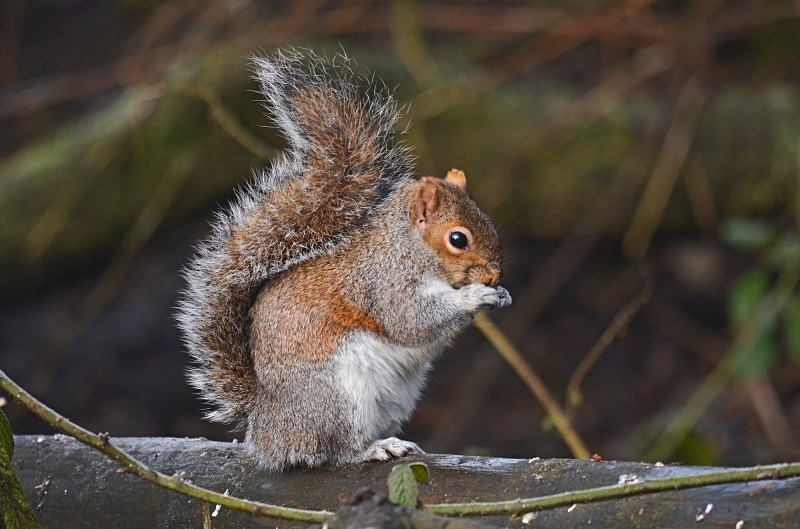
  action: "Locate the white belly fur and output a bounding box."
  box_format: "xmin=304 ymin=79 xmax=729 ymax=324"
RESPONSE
xmin=333 ymin=330 xmax=442 ymax=443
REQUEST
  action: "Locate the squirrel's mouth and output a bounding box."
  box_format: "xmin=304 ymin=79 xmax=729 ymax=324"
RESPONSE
xmin=452 ymin=280 xmax=506 ymax=291
xmin=467 ymin=266 xmax=502 ymax=287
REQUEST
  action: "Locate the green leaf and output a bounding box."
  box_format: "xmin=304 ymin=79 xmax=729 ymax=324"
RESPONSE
xmin=732 ymin=332 xmax=778 ymax=380
xmin=728 ymin=268 xmax=770 ymax=325
xmin=767 ymin=233 xmax=800 ymax=268
xmin=568 ymin=388 xmax=584 ymax=408
xmin=540 ymin=416 xmax=555 ymax=433
xmin=0 ymin=410 xmax=40 ymax=529
xmin=782 ymin=297 xmax=800 ymax=362
xmin=720 ymin=217 xmax=775 ymax=252
xmin=387 ymin=464 xmax=419 ymax=508
xmin=408 ymin=462 xmax=429 ymax=486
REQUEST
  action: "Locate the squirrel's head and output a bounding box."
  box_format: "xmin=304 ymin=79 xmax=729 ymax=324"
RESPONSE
xmin=412 ymin=169 xmax=503 ymax=289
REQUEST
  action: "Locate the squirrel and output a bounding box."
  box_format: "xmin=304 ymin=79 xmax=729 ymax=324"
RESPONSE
xmin=177 ymin=50 xmax=512 ymax=472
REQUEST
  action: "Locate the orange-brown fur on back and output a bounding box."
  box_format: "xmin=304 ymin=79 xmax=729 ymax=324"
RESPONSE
xmin=250 ymin=255 xmax=386 ymax=366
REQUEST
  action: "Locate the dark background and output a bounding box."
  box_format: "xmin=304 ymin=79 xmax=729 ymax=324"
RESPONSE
xmin=2 ymin=0 xmax=800 ymax=467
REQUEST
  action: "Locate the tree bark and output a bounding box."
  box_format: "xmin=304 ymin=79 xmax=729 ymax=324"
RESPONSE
xmin=10 ymin=435 xmax=800 ymax=528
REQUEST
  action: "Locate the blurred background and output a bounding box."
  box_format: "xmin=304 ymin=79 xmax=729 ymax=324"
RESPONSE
xmin=2 ymin=0 xmax=800 ymax=467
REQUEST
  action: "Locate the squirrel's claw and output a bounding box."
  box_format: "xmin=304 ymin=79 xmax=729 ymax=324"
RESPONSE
xmin=358 ymin=437 xmax=425 ymax=462
xmin=495 ymin=285 xmax=512 ymax=309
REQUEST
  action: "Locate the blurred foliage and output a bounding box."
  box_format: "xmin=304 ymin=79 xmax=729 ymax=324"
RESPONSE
xmin=723 ymin=217 xmax=800 ymax=377
xmin=0 ymin=50 xmax=269 ymax=298
xmin=2 ymin=0 xmax=800 ymax=298
xmin=2 ymin=0 xmax=800 ymax=466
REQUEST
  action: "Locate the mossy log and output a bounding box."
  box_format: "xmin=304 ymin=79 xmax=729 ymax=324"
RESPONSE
xmin=9 ymin=435 xmax=800 ymax=528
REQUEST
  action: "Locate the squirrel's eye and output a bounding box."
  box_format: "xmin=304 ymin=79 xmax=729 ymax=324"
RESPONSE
xmin=448 ymin=231 xmax=469 ymax=249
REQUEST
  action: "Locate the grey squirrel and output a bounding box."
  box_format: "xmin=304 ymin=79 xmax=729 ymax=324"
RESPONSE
xmin=177 ymin=50 xmax=512 ymax=471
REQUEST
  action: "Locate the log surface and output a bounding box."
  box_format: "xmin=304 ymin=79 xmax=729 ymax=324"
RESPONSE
xmin=9 ymin=435 xmax=800 ymax=528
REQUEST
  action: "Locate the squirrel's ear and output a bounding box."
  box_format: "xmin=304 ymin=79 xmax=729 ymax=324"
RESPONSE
xmin=414 ymin=177 xmax=440 ymax=225
xmin=445 ymin=169 xmax=467 ymax=190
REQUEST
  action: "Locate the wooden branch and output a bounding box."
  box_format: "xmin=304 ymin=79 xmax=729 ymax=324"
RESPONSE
xmin=11 ymin=435 xmax=800 ymax=528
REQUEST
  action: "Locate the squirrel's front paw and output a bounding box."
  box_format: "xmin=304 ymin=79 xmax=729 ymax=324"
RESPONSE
xmin=460 ymin=283 xmax=500 ymax=311
xmin=495 ymin=286 xmax=513 ymax=309
xmin=358 ymin=437 xmax=425 ymax=462
xmin=461 ymin=283 xmax=512 ymax=312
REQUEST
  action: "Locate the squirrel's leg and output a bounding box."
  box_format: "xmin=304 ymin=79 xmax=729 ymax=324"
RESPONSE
xmin=374 ymin=277 xmax=512 ymax=348
xmin=421 ymin=277 xmax=507 ymax=314
xmin=245 ymin=366 xmax=356 ymax=471
xmin=402 ymin=277 xmax=507 ymax=336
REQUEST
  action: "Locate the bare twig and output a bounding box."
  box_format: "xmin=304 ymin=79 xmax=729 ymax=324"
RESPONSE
xmin=391 ymin=0 xmax=443 ymax=90
xmin=473 ymin=312 xmax=592 ymax=459
xmin=745 ymin=375 xmax=797 ymax=455
xmin=683 ymin=155 xmax=719 ymax=237
xmin=709 ymin=1 xmax=800 ymax=36
xmin=641 ymin=300 xmax=728 ymax=365
xmin=640 ymin=300 xmax=796 ymax=456
xmin=504 ymin=109 xmax=667 ymax=336
xmin=411 ymin=4 xmax=668 ymax=121
xmin=263 ymin=0 xmax=329 ymax=38
xmin=566 ymin=276 xmax=653 ymax=415
xmin=179 ymin=85 xmax=274 ymax=159
xmin=0 ymin=4 xmax=560 ymax=122
xmin=795 ymin=120 xmax=800 ymax=232
xmin=623 ymin=75 xmax=710 ymax=260
xmin=3 ymin=0 xmax=793 ymax=125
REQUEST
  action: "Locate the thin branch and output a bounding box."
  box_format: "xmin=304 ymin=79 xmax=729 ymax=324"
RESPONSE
xmin=0 ymin=370 xmax=331 ymax=523
xmin=0 ymin=4 xmax=560 ymax=122
xmin=473 ymin=312 xmax=592 ymax=460
xmin=390 ymin=0 xmax=444 ymax=90
xmin=623 ymin=75 xmax=710 ymax=260
xmin=3 ymin=0 xmax=792 ymax=124
xmin=424 ymin=460 xmax=800 ymax=517
xmin=504 ymin=109 xmax=667 ymax=337
xmin=566 ymin=276 xmax=653 ymax=415
xmin=745 ymin=375 xmax=797 ymax=453
xmin=683 ymin=155 xmax=719 ymax=237
xmin=178 ymin=85 xmax=274 ymax=159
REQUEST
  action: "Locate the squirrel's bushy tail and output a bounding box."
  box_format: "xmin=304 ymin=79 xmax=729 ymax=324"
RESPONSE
xmin=177 ymin=49 xmax=413 ymax=426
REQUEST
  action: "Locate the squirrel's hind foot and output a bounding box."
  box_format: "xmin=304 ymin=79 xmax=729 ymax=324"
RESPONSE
xmin=358 ymin=437 xmax=425 ymax=462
